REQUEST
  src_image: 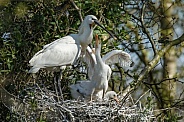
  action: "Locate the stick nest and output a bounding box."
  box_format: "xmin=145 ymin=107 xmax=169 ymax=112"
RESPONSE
xmin=1 ymin=84 xmax=156 ymax=121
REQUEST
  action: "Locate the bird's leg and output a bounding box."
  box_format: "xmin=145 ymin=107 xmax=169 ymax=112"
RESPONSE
xmin=80 ymin=50 xmax=86 ymax=71
xmin=90 ymin=88 xmax=95 ymax=102
xmin=102 ymin=89 xmax=105 ymax=100
xmin=57 ymin=69 xmax=63 ymax=100
xmin=54 ymin=73 xmax=59 ymax=102
xmin=32 ymin=73 xmax=37 ymax=84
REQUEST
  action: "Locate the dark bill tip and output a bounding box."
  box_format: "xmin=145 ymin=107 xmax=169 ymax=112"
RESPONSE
xmin=94 ymin=20 xmax=114 ymax=39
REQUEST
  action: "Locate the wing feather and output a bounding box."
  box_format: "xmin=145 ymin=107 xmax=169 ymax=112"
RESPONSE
xmin=102 ymin=50 xmax=132 ymax=67
xmin=107 ymin=66 xmax=112 ymax=81
xmin=29 ymin=36 xmax=81 ymax=73
xmin=69 ymin=80 xmax=93 ymax=100
xmin=84 ymin=46 xmax=96 ymax=80
xmin=43 ymin=36 xmax=77 ymax=49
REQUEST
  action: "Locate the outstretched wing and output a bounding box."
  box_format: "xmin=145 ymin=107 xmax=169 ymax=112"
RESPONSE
xmin=107 ymin=65 xmax=112 ymax=81
xmin=83 ymin=46 xmax=96 ymax=80
xmin=69 ymin=80 xmax=92 ymax=100
xmin=102 ymin=50 xmax=132 ymax=67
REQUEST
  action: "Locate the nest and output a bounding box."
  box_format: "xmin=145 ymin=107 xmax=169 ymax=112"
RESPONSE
xmin=1 ymin=84 xmax=156 ymax=122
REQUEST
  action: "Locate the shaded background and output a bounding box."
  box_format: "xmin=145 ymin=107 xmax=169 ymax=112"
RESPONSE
xmin=0 ymin=0 xmax=184 ymax=121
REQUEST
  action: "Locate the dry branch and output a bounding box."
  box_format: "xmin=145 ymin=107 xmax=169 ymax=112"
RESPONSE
xmin=140 ymin=3 xmax=157 ymax=56
xmin=122 ymin=33 xmax=184 ymax=103
xmin=0 ymin=84 xmax=156 ymax=121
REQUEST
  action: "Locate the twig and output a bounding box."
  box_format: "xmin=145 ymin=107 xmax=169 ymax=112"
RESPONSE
xmin=0 ymin=82 xmax=156 ymax=121
xmin=143 ymin=77 xmax=177 ymax=85
xmin=134 ymin=89 xmax=151 ymax=105
xmin=70 ymin=0 xmax=83 ymax=22
xmin=122 ymin=33 xmax=184 ymax=105
xmin=140 ymin=3 xmax=157 ymax=56
xmin=56 ymin=104 xmax=75 ymax=121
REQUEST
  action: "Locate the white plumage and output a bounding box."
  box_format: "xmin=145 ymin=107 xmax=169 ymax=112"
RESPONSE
xmin=70 ymin=35 xmax=132 ymax=101
xmin=29 ymin=15 xmax=99 ymax=73
xmin=28 ymin=15 xmax=113 ymax=100
xmin=102 ymin=50 xmax=132 ymax=67
xmin=101 ymin=91 xmax=119 ymax=103
xmin=70 ymin=80 xmax=94 ymax=100
xmin=70 ymin=80 xmax=119 ymax=102
xmin=29 ymin=15 xmax=113 ymax=73
xmin=29 ymin=36 xmax=80 ymax=73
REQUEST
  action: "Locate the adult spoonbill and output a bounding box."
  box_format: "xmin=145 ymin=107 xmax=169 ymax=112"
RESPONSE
xmin=70 ymin=35 xmax=132 ymax=101
xmin=28 ymin=15 xmax=113 ymax=98
xmin=29 ymin=15 xmax=113 ymax=73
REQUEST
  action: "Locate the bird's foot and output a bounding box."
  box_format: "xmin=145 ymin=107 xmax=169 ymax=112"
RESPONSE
xmin=88 ymin=100 xmax=94 ymax=104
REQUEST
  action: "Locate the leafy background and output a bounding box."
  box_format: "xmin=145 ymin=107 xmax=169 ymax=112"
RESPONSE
xmin=0 ymin=0 xmax=184 ymax=121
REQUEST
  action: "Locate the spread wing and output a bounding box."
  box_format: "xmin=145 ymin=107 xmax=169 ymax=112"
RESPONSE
xmin=83 ymin=46 xmax=96 ymax=80
xmin=102 ymin=50 xmax=132 ymax=67
xmin=107 ymin=66 xmax=112 ymax=81
xmin=69 ymin=80 xmax=93 ymax=100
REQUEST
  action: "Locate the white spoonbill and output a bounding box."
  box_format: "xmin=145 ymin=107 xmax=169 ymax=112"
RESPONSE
xmin=100 ymin=91 xmax=119 ymax=103
xmin=28 ymin=15 xmax=113 ymax=98
xmin=70 ymin=35 xmax=132 ymax=101
xmin=70 ymin=80 xmax=119 ymax=102
xmin=29 ymin=15 xmax=113 ymax=74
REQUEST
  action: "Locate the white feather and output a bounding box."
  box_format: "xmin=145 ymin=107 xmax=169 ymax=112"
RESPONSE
xmin=102 ymin=50 xmax=132 ymax=67
xmin=84 ymin=47 xmax=96 ymax=80
xmin=85 ymin=49 xmax=132 ymax=80
xmin=70 ymin=37 xmax=132 ymax=101
xmin=70 ymin=80 xmax=93 ymax=100
xmin=70 ymin=80 xmax=118 ymax=101
xmin=28 ymin=15 xmax=100 ymax=73
xmin=29 ymin=36 xmax=81 ymax=73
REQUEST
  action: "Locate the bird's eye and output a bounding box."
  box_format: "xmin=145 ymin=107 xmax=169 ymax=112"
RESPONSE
xmin=92 ymin=18 xmax=97 ymax=20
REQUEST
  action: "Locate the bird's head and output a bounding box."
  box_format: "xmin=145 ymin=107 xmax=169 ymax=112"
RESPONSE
xmin=82 ymin=15 xmax=114 ymax=38
xmin=105 ymin=91 xmax=119 ymax=104
xmin=84 ymin=15 xmax=98 ymax=28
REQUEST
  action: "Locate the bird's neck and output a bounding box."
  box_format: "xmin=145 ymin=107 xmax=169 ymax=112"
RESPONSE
xmin=95 ymin=44 xmax=103 ymax=66
xmin=79 ymin=24 xmax=93 ymax=51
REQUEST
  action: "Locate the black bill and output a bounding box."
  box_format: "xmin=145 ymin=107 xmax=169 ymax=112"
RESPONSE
xmin=94 ymin=20 xmax=114 ymax=39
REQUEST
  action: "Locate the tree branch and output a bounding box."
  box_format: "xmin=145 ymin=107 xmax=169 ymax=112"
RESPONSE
xmin=121 ymin=33 xmax=184 ymax=103
xmin=143 ymin=77 xmax=178 ymax=85
xmin=140 ymin=3 xmax=157 ymax=56
xmin=70 ymin=0 xmax=83 ymax=22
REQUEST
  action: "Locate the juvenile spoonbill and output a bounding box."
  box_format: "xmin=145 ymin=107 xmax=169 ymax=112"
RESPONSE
xmin=29 ymin=15 xmax=113 ymax=99
xmin=70 ymin=35 xmax=132 ymax=101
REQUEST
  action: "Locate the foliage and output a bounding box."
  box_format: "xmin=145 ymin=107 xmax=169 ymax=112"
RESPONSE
xmin=0 ymin=0 xmax=184 ymax=121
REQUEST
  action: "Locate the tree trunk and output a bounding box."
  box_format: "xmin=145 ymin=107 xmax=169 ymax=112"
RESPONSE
xmin=159 ymin=0 xmax=176 ymax=117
